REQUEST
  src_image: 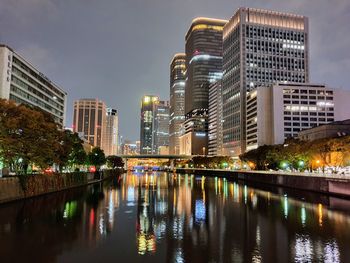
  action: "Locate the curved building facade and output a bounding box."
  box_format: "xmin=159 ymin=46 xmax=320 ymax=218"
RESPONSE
xmin=169 ymin=53 xmax=186 ymax=154
xmin=181 ymin=17 xmax=227 ymax=155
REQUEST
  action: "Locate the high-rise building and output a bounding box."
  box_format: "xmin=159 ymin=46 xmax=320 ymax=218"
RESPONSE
xmin=153 ymin=100 xmax=170 ymax=154
xmin=140 ymin=96 xmax=170 ymax=155
xmin=222 ymin=8 xmax=309 ymax=156
xmin=103 ymin=108 xmax=119 ymax=156
xmin=169 ymin=53 xmax=186 ymax=154
xmin=183 ymin=17 xmax=227 ymax=155
xmin=140 ymin=95 xmax=159 ymax=154
xmin=245 ymin=83 xmax=350 ymax=150
xmin=73 ymin=98 xmax=106 ymax=148
xmin=208 ymin=80 xmax=223 ymax=156
xmin=0 ymin=44 xmax=67 ymax=127
xmin=136 ymin=141 xmax=141 ymax=154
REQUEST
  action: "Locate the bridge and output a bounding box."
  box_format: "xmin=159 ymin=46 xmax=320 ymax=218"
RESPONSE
xmin=117 ymin=155 xmax=193 ymax=170
xmin=117 ymin=154 xmax=192 ymax=159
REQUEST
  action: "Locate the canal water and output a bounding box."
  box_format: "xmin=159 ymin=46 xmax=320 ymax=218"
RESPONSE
xmin=0 ymin=172 xmax=349 ymax=263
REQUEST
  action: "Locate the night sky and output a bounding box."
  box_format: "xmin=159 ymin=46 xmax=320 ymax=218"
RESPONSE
xmin=1 ymin=0 xmax=349 ymax=141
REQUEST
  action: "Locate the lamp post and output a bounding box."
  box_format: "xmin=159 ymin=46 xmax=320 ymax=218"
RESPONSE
xmin=202 ymin=147 xmax=206 ymax=156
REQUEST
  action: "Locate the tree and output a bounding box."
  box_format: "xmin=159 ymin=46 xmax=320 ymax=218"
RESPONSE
xmin=54 ymin=130 xmax=87 ymax=171
xmin=240 ymin=145 xmax=279 ymax=170
xmin=311 ymin=136 xmax=350 ymax=173
xmin=0 ymin=99 xmax=61 ymax=174
xmin=106 ymin=155 xmax=124 ymax=169
xmin=88 ymin=147 xmax=106 ymax=170
xmin=267 ymin=138 xmax=312 ymax=171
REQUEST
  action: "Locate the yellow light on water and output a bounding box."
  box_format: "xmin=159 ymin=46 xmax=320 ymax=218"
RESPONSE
xmin=318 ymin=204 xmax=323 ymax=226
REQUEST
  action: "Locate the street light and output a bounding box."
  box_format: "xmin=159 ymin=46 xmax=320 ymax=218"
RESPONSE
xmin=298 ymin=160 xmax=305 ymax=169
xmin=202 ymin=147 xmax=206 ymax=156
xmin=281 ymin=161 xmax=288 ymax=170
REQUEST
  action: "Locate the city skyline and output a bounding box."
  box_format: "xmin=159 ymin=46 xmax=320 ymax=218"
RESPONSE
xmin=1 ymin=0 xmax=350 ymax=140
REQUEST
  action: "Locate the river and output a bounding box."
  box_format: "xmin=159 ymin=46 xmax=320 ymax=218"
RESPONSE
xmin=0 ymin=172 xmax=349 ymax=262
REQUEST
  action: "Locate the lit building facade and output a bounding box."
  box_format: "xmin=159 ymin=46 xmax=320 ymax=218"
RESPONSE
xmin=179 ymin=109 xmax=208 ymax=156
xmin=208 ymin=80 xmax=223 ymax=156
xmin=222 ymin=8 xmax=309 ymax=156
xmin=73 ymin=98 xmax=106 ymax=148
xmin=103 ymin=108 xmax=119 ymax=156
xmin=184 ymin=17 xmax=227 ymax=155
xmin=121 ymin=140 xmax=140 ymax=155
xmin=245 ymin=83 xmax=350 ymax=150
xmin=169 ymin=53 xmax=186 ymax=154
xmin=140 ymin=95 xmax=159 ymax=154
xmin=0 ymin=44 xmax=67 ymax=127
xmin=153 ymin=100 xmax=170 ymax=154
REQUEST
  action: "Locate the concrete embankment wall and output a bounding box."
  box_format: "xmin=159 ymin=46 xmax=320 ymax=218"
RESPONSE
xmin=0 ymin=169 xmax=122 ymax=204
xmin=176 ymin=168 xmax=350 ymax=198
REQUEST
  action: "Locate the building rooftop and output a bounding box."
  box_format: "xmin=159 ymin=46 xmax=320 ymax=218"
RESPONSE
xmin=186 ymin=17 xmax=228 ymax=40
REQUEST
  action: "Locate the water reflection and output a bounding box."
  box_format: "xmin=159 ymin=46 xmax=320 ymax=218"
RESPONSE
xmin=0 ymin=172 xmax=349 ymax=262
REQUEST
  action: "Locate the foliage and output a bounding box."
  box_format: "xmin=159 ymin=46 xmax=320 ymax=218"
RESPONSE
xmin=88 ymin=147 xmax=106 ymax=170
xmin=191 ymin=156 xmax=233 ymax=169
xmin=0 ymin=99 xmax=88 ymax=175
xmin=240 ymin=145 xmax=280 ymax=170
xmin=65 ymin=131 xmax=87 ymax=168
xmin=239 ymin=136 xmax=350 ymax=172
xmin=106 ymin=155 xmax=124 ymax=169
xmin=310 ymin=136 xmax=350 ymax=172
xmin=0 ymin=99 xmax=61 ymax=174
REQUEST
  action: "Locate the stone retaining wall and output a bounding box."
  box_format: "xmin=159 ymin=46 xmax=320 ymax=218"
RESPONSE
xmin=0 ymin=169 xmax=122 ymax=204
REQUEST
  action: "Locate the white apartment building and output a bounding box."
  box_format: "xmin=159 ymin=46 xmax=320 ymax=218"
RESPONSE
xmin=103 ymin=108 xmax=119 ymax=156
xmin=0 ymin=44 xmax=67 ymax=127
xmin=208 ymin=81 xmax=223 ymax=156
xmin=246 ymin=82 xmax=350 ymax=151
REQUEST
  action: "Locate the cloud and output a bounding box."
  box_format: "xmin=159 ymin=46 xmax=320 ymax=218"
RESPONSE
xmin=0 ymin=0 xmax=58 ymax=26
xmin=17 ymin=44 xmax=56 ymax=76
xmin=1 ymin=0 xmax=349 ymax=139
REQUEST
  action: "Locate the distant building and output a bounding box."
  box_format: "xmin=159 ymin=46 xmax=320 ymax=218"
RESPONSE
xmin=184 ymin=17 xmax=227 ymax=155
xmin=0 ymin=44 xmax=67 ymax=127
xmin=299 ymin=119 xmax=350 ymax=141
xmin=208 ymin=80 xmax=223 ymax=156
xmin=140 ymin=95 xmax=159 ymax=154
xmin=222 ymin=8 xmax=309 ymax=156
xmin=245 ymin=83 xmax=350 ymax=150
xmin=135 ymin=141 xmax=140 ymax=154
xmin=169 ymin=53 xmax=186 ymax=154
xmin=153 ymin=100 xmax=170 ymax=154
xmin=73 ymin=98 xmax=106 ymax=148
xmin=121 ymin=140 xmax=140 ymax=155
xmin=103 ymin=108 xmax=119 ymax=156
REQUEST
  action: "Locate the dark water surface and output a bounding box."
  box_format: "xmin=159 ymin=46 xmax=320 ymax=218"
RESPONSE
xmin=0 ymin=172 xmax=350 ymax=263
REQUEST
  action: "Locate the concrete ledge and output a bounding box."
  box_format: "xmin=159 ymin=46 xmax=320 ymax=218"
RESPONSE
xmin=176 ymin=168 xmax=350 ymax=198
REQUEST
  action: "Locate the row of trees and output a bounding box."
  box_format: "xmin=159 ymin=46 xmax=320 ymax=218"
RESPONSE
xmin=185 ymin=156 xmax=234 ymax=169
xmin=0 ymin=99 xmax=124 ymax=175
xmin=239 ymin=137 xmax=350 ymax=173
